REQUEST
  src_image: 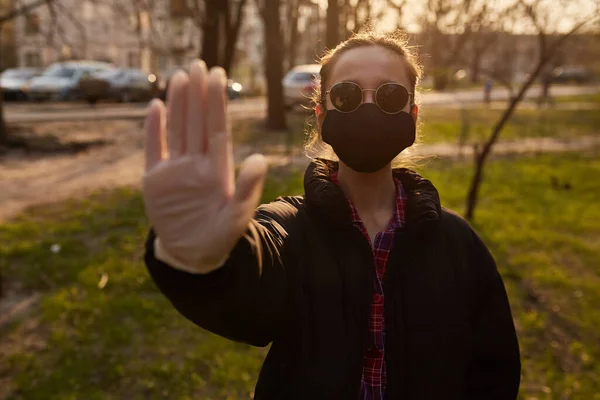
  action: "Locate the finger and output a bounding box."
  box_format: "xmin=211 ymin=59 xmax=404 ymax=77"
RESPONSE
xmin=207 ymin=67 xmax=233 ymax=196
xmin=186 ymin=60 xmax=208 ymax=154
xmin=233 ymin=154 xmax=268 ymax=208
xmin=144 ymin=99 xmax=166 ymax=172
xmin=166 ymin=71 xmax=189 ymax=158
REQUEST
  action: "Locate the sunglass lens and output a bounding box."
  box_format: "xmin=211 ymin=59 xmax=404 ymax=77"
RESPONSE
xmin=376 ymin=84 xmax=409 ymax=113
xmin=329 ymin=82 xmax=362 ymax=112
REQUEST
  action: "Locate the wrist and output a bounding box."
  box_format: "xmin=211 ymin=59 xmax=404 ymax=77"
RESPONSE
xmin=154 ymin=237 xmax=228 ymax=274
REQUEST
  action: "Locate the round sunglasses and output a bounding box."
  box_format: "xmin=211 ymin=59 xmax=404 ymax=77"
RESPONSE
xmin=325 ymin=81 xmax=414 ymax=114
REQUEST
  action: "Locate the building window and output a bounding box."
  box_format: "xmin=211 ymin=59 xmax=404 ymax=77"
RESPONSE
xmin=159 ymin=55 xmax=168 ymax=72
xmin=83 ymin=1 xmax=94 ymax=20
xmin=174 ymin=54 xmax=184 ymax=66
xmin=24 ymin=51 xmax=42 ymax=67
xmin=171 ymin=0 xmax=189 ymax=18
xmin=128 ymin=51 xmax=140 ymax=68
xmin=173 ymin=18 xmax=185 ymax=36
xmin=24 ymin=13 xmax=40 ymax=35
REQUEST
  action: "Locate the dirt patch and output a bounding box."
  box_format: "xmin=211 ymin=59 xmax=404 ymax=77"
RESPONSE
xmin=0 ymin=120 xmax=146 ymax=222
xmin=0 ymin=119 xmax=300 ymax=223
xmin=1 ymin=131 xmax=109 ymax=156
xmin=1 ymin=118 xmax=598 ymax=224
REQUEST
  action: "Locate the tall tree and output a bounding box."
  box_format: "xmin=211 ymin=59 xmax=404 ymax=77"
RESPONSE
xmin=190 ymin=0 xmax=247 ymax=74
xmin=284 ymin=0 xmax=300 ymax=71
xmin=257 ymin=0 xmax=287 ymax=130
xmin=0 ymin=0 xmax=57 ymax=298
xmin=201 ymin=0 xmax=221 ymax=69
xmin=419 ymin=0 xmax=489 ymax=90
xmin=465 ymin=0 xmax=600 ymax=220
xmin=222 ymin=0 xmax=247 ymax=74
xmin=326 ymin=0 xmax=339 ymax=48
xmin=0 ymin=0 xmax=55 ymax=148
xmin=387 ymin=0 xmax=408 ymax=30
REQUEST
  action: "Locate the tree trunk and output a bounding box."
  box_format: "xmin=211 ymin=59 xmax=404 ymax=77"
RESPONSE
xmin=470 ymin=48 xmax=482 ymax=83
xmin=287 ymin=1 xmax=300 ymax=71
xmin=262 ymin=0 xmax=286 ymax=130
xmin=0 ymin=25 xmax=7 ymax=148
xmin=0 ymin=85 xmax=5 ymax=147
xmin=465 ymin=56 xmax=550 ymax=220
xmin=0 ymin=25 xmax=4 ymax=298
xmin=464 ymin=24 xmax=585 ymax=220
xmin=201 ymin=0 xmax=221 ymax=69
xmin=283 ymin=0 xmax=294 ymax=71
xmin=326 ymin=0 xmax=339 ymax=49
xmin=433 ymin=70 xmax=449 ymax=91
xmin=222 ymin=0 xmax=247 ymax=74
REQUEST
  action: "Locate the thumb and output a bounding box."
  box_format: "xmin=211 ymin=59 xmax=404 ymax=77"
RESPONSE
xmin=233 ymin=154 xmax=268 ymax=208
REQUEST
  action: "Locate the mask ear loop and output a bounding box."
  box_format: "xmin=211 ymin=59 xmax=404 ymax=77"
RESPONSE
xmin=410 ymin=102 xmax=419 ymax=122
xmin=316 ymin=103 xmax=325 ymax=116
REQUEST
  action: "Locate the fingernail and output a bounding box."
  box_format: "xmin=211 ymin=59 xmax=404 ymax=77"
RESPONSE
xmin=211 ymin=67 xmax=227 ymax=85
xmin=148 ymin=98 xmax=162 ymax=113
xmin=191 ymin=59 xmax=207 ymax=73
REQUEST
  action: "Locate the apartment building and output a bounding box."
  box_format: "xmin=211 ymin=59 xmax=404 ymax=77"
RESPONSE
xmin=0 ymin=0 xmax=18 ymax=70
xmin=11 ymin=0 xmax=202 ymax=77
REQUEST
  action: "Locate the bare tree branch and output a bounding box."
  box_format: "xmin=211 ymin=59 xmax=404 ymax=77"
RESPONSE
xmin=0 ymin=0 xmax=53 ymax=25
xmin=465 ymin=7 xmax=600 ymax=220
xmin=53 ymin=0 xmax=88 ymax=57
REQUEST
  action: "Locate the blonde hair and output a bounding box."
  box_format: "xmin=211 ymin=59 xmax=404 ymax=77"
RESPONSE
xmin=305 ymin=28 xmax=425 ymax=168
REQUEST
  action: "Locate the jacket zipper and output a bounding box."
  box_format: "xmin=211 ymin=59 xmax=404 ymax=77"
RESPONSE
xmin=349 ymin=227 xmax=378 ymax=397
xmin=384 ymin=228 xmax=411 ymax=399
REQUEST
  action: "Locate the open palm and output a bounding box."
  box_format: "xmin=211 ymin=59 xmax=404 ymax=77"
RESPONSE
xmin=142 ymin=60 xmax=268 ymax=272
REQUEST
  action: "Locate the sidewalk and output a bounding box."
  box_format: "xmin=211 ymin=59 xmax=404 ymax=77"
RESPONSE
xmin=261 ymin=134 xmax=600 ymax=168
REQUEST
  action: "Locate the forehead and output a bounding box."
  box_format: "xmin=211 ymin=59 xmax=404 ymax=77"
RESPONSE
xmin=327 ymin=45 xmax=411 ymax=89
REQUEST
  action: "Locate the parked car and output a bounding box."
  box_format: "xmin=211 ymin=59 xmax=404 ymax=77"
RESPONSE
xmin=283 ymin=64 xmax=320 ymax=110
xmin=79 ymin=68 xmax=157 ymax=104
xmin=551 ymin=66 xmax=593 ymax=84
xmin=0 ymin=68 xmax=41 ymax=101
xmin=227 ymin=79 xmax=243 ymax=100
xmin=26 ymin=61 xmax=113 ymax=101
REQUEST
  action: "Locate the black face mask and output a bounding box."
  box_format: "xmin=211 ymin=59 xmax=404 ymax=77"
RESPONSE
xmin=321 ymin=103 xmax=416 ymax=173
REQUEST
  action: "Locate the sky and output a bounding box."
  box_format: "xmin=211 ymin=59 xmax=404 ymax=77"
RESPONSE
xmin=314 ymin=0 xmax=599 ymax=34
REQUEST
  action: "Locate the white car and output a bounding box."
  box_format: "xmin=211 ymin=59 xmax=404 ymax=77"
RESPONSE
xmin=0 ymin=68 xmax=40 ymax=101
xmin=27 ymin=61 xmax=113 ymax=101
xmin=283 ymin=64 xmax=320 ymax=110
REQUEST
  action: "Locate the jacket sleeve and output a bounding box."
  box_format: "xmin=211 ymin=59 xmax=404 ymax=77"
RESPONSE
xmin=144 ymin=197 xmax=300 ymax=347
xmin=465 ymin=229 xmax=521 ymax=400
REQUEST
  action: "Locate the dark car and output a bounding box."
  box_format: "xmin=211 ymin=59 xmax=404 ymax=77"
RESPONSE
xmin=79 ymin=68 xmax=157 ymax=104
xmin=226 ymin=79 xmax=243 ymax=100
xmin=0 ymin=68 xmax=41 ymax=101
xmin=27 ymin=61 xmax=113 ymax=101
xmin=551 ymin=66 xmax=593 ymax=84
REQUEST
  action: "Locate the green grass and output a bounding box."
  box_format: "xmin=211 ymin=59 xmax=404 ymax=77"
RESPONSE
xmin=233 ymin=106 xmax=600 ymax=154
xmin=418 ymin=107 xmax=600 ymax=144
xmin=2 ymin=151 xmax=600 ymax=399
xmin=554 ymin=92 xmax=600 ymax=104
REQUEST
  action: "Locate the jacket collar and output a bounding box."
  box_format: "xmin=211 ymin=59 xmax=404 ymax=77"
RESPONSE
xmin=303 ymin=159 xmax=442 ymax=229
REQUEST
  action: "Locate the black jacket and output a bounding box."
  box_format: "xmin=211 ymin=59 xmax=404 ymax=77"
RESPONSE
xmin=145 ymin=159 xmax=521 ymax=399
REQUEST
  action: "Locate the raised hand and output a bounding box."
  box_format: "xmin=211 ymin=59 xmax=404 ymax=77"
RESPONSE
xmin=142 ymin=60 xmax=268 ymax=273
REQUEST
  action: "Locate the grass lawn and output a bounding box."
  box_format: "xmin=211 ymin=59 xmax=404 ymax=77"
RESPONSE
xmin=554 ymin=92 xmax=600 ymax=104
xmin=419 ymin=106 xmax=600 ymax=144
xmin=233 ymin=105 xmax=600 ymax=153
xmin=2 ymin=151 xmax=600 ymax=399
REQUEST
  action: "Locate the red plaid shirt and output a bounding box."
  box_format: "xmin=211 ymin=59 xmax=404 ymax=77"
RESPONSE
xmin=331 ymin=173 xmax=407 ymax=400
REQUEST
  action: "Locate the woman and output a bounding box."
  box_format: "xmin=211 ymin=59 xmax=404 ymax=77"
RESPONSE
xmin=143 ymin=31 xmax=521 ymax=399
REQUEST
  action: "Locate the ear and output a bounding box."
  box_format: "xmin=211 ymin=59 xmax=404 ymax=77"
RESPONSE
xmin=316 ymin=103 xmax=326 ymax=131
xmin=411 ymin=104 xmax=419 ymax=123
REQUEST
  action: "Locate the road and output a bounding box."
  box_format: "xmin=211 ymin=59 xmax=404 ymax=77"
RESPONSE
xmin=4 ymin=84 xmax=598 ymax=124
